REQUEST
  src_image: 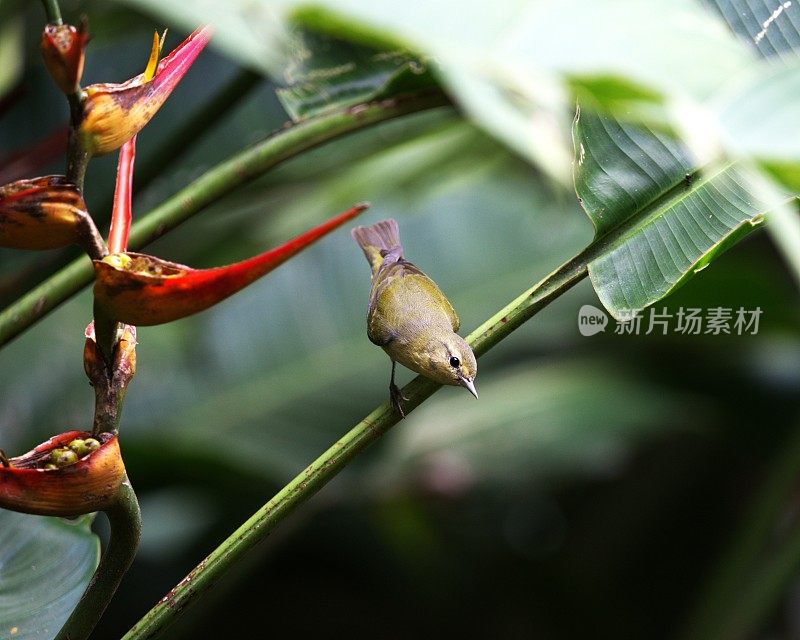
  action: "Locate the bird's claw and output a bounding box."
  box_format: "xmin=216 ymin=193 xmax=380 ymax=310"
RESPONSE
xmin=389 ymin=383 xmax=408 ymax=418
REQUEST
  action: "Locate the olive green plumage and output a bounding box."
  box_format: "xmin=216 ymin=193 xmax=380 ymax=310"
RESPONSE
xmin=352 ymin=219 xmax=478 ymax=415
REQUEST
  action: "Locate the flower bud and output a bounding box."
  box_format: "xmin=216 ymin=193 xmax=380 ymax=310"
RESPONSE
xmin=40 ymin=19 xmax=90 ymax=95
xmin=83 ymin=322 xmax=137 ymax=385
xmin=0 ymin=175 xmax=93 ymax=250
xmin=0 ymin=431 xmax=126 ymax=516
xmin=84 ymin=322 xmax=137 ymax=433
xmin=69 ymin=437 xmax=100 ymax=457
xmin=93 ymin=204 xmax=368 ymax=325
xmin=50 ymin=447 xmax=79 ymax=467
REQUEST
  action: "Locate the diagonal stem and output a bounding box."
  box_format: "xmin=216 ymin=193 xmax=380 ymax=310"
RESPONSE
xmin=121 ymin=247 xmax=590 ymax=640
xmin=122 ymin=69 xmax=263 ymax=202
xmin=0 ymin=90 xmax=451 ymax=350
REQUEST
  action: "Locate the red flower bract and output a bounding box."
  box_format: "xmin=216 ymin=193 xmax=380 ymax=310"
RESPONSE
xmin=93 ymin=203 xmax=369 ymax=325
xmin=0 ymin=430 xmax=126 ymax=517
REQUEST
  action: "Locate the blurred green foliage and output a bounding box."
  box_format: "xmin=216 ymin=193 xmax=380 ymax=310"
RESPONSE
xmin=1 ymin=1 xmax=800 ymax=639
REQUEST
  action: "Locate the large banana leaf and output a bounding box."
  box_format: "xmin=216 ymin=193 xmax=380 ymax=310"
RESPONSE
xmin=709 ymin=0 xmax=800 ymax=171
xmin=701 ymin=1 xmax=800 ymax=289
xmin=116 ymin=0 xmax=758 ymax=184
xmin=574 ymin=109 xmax=784 ymax=319
xmin=706 ymin=0 xmax=800 ymax=59
xmin=0 ymin=511 xmax=99 ymax=640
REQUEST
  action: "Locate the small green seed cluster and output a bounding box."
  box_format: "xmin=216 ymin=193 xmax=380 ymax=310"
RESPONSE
xmin=43 ymin=437 xmax=100 ymax=470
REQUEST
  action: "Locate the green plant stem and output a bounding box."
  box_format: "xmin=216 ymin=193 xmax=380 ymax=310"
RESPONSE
xmin=41 ymin=0 xmax=89 ymax=193
xmin=129 ymin=69 xmax=263 ymax=199
xmin=91 ymin=380 xmax=130 ymax=434
xmin=66 ymin=98 xmax=89 ymax=189
xmin=679 ymin=425 xmax=800 ymax=640
xmin=92 ymin=301 xmax=118 ymax=366
xmin=93 ymin=69 xmax=263 ymax=221
xmin=40 ymin=0 xmax=62 ymax=24
xmin=0 ymin=90 xmax=450 ymax=349
xmin=56 ymin=478 xmax=142 ymax=640
xmin=65 ymin=130 xmax=89 ymax=188
xmin=121 ymin=248 xmax=590 ymax=640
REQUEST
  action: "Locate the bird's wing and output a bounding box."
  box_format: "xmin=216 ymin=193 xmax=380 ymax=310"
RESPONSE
xmin=366 ymin=260 xmax=402 ymax=346
xmin=366 ymin=259 xmax=460 ymax=344
xmin=409 ymin=269 xmax=460 ymax=332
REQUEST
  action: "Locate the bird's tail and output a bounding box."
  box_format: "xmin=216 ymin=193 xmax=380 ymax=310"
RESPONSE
xmin=351 ymin=218 xmax=402 ymax=274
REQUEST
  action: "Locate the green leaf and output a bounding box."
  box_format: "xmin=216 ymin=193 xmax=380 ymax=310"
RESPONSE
xmin=0 ymin=511 xmax=99 ymax=640
xmin=285 ymin=0 xmax=754 ymax=183
xmin=703 ymin=3 xmax=800 ymax=290
xmin=716 ymin=60 xmax=800 ymax=164
xmin=115 ymin=0 xmax=756 ymax=184
xmin=761 ymin=159 xmax=800 ymax=192
xmin=704 ymin=0 xmax=800 ymax=170
xmin=276 ymin=28 xmax=438 ymax=121
xmin=567 ymin=74 xmax=668 ymax=130
xmin=574 ymin=109 xmax=784 ymax=319
xmin=706 ymin=0 xmax=800 ymax=59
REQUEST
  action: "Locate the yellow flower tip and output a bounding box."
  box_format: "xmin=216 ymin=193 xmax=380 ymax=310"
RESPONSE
xmin=143 ymin=29 xmax=169 ymax=83
xmin=144 ymin=31 xmax=160 ymax=82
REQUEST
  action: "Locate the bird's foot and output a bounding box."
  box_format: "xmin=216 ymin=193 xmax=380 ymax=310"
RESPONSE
xmin=389 ymin=383 xmax=408 ymax=418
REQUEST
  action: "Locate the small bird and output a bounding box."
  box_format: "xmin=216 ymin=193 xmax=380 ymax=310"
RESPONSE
xmin=352 ymin=218 xmax=478 ymax=416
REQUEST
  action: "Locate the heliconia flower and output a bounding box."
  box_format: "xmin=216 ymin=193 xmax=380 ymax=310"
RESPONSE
xmin=93 ymin=203 xmax=369 ymax=325
xmin=40 ymin=19 xmax=90 ymax=95
xmin=0 ymin=175 xmax=96 ymax=251
xmin=0 ymin=430 xmax=126 ymax=516
xmin=78 ymin=26 xmax=211 ymax=156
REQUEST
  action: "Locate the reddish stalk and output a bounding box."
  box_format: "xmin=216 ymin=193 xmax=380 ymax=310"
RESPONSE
xmin=108 ymin=137 xmax=136 ymax=254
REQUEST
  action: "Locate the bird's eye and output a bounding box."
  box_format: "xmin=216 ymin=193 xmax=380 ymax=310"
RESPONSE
xmin=449 ymin=356 xmax=460 ymax=368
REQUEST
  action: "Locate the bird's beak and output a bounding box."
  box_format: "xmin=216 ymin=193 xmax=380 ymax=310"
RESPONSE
xmin=459 ymin=376 xmax=478 ymax=399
